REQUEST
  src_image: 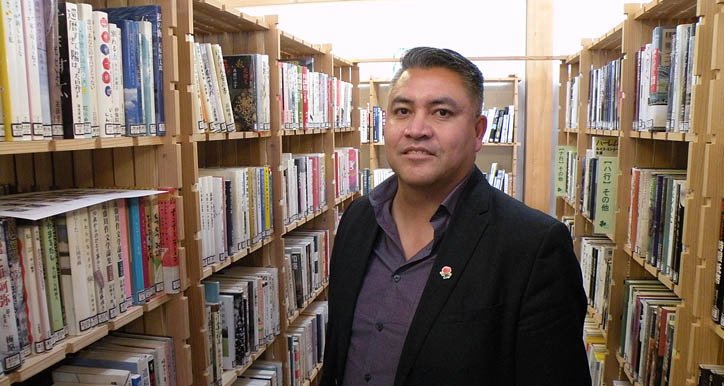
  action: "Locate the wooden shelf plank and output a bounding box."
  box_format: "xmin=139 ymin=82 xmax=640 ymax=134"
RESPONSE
xmin=107 ymin=306 xmax=145 ymax=331
xmin=280 ymin=31 xmax=325 ymax=57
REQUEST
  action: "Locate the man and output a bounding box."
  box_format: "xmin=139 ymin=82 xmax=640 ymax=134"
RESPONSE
xmin=321 ymin=47 xmax=591 ymax=386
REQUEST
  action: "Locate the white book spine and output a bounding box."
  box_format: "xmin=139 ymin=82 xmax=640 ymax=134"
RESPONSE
xmin=211 ymin=45 xmax=234 ymax=131
xmin=93 ymin=11 xmax=115 ymax=138
xmin=202 ymin=43 xmax=223 ymax=132
xmin=109 ymin=24 xmax=124 ymax=136
xmin=139 ymin=20 xmax=156 ymax=135
xmin=17 ymin=225 xmax=44 ymax=354
xmin=77 ymin=3 xmax=95 ymax=137
xmin=20 ymin=0 xmax=43 ymax=140
xmin=3 ymin=0 xmax=31 ymax=140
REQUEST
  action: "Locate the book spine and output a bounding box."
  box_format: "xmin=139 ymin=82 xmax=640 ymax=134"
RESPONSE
xmin=33 ymin=0 xmax=52 ymax=137
xmin=92 ymin=11 xmax=115 ymax=138
xmin=120 ymin=20 xmax=144 ymax=136
xmin=21 ymin=0 xmax=43 ymax=140
xmin=0 ymin=218 xmax=22 ymax=372
xmin=39 ymin=217 xmax=66 ymax=342
xmin=115 ymin=199 xmax=132 ymax=312
xmin=0 ymin=0 xmax=31 ymax=140
xmin=58 ymin=2 xmax=84 ymax=139
xmin=211 ymin=45 xmax=234 ymax=132
xmin=77 ymin=3 xmax=95 ymax=138
xmin=29 ymin=224 xmax=53 ymax=351
xmin=99 ymin=202 xmax=118 ymax=320
xmin=127 ymin=197 xmax=147 ymax=305
xmin=109 ymin=24 xmax=124 ymax=137
xmin=88 ymin=204 xmax=110 ymax=325
xmin=159 ymin=190 xmax=180 ymax=294
xmin=139 ymin=20 xmax=156 ymax=136
xmin=148 ymin=195 xmax=164 ymax=294
xmin=140 ymin=196 xmax=153 ymax=300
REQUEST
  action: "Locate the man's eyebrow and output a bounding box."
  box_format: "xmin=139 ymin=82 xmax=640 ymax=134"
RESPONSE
xmin=389 ymin=96 xmax=460 ymax=107
xmin=389 ymin=96 xmax=413 ymax=105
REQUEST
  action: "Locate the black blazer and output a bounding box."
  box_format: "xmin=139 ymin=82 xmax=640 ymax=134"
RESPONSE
xmin=320 ymin=168 xmax=591 ymax=386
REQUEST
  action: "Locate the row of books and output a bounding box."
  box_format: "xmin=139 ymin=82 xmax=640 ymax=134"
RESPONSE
xmin=203 ymin=266 xmax=281 ymax=383
xmin=482 ymin=106 xmax=515 ymax=144
xmin=627 ymin=168 xmax=686 ymax=283
xmin=633 ymin=24 xmax=696 ymax=132
xmin=359 ymin=105 xmax=385 ymax=144
xmin=197 ymin=166 xmax=273 ymax=267
xmin=233 ymin=359 xmax=283 ymax=386
xmin=583 ymin=316 xmax=607 ymax=386
xmin=286 ymin=301 xmax=328 ymax=386
xmin=554 ymin=145 xmax=578 ymax=203
xmin=0 ymin=2 xmax=167 ymax=141
xmin=580 ymin=236 xmax=614 ymax=331
xmin=619 ymin=280 xmax=679 ymax=385
xmin=580 ymin=137 xmax=619 ymax=234
xmin=282 ymin=230 xmax=329 ymax=317
xmin=484 ymin=162 xmax=512 ymax=195
xmin=587 ymin=58 xmax=621 ymax=130
xmin=193 ymin=44 xmax=268 ymax=133
xmin=49 ymin=332 xmax=176 ymax=386
xmin=564 ymin=75 xmax=581 ymax=129
xmin=278 ymin=61 xmax=353 ymax=130
xmin=333 ymin=147 xmax=360 ymax=199
xmin=281 ymin=153 xmax=326 ymax=226
xmin=360 ymin=168 xmax=394 ymax=196
xmin=0 ymin=191 xmax=180 ymax=373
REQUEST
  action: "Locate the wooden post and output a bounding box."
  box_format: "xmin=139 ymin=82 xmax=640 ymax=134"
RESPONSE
xmin=525 ymin=0 xmax=554 ymax=211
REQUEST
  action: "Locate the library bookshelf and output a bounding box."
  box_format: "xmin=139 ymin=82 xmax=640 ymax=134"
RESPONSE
xmin=2 ymin=0 xmax=191 ymax=385
xmin=182 ymin=2 xmax=360 ymax=386
xmin=556 ymin=0 xmax=724 ymax=384
xmin=1 ymin=1 xmax=359 ymax=386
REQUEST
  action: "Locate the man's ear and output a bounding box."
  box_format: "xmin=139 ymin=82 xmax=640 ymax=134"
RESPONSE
xmin=474 ymin=115 xmax=487 ymax=151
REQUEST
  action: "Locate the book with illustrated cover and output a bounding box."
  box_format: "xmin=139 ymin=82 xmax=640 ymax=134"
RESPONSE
xmin=104 ymin=5 xmax=165 ymax=136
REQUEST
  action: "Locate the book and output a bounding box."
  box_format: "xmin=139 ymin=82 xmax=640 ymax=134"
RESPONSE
xmin=0 ymin=0 xmax=31 ymax=141
xmin=52 ymin=364 xmax=132 ymax=386
xmin=39 ymin=217 xmax=66 ymax=342
xmin=103 ymin=5 xmax=165 ymax=136
xmin=0 ymin=218 xmax=22 ymax=372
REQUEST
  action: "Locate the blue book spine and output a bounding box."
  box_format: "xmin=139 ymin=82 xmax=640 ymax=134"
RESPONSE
xmin=103 ymin=6 xmax=164 ymax=136
xmin=127 ymin=197 xmax=146 ymax=305
xmin=118 ymin=20 xmax=144 ymax=136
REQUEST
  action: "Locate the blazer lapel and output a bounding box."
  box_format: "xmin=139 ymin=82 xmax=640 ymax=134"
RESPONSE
xmin=394 ymin=170 xmax=493 ymax=385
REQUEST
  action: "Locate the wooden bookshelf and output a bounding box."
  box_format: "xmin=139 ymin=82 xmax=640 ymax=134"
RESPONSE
xmin=556 ymin=0 xmax=723 ymax=384
xmin=182 ymin=3 xmax=360 ymax=386
xmin=0 ymin=0 xmax=191 ymax=384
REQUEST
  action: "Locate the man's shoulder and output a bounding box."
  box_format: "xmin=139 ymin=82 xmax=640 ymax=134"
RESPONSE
xmin=487 ymin=187 xmax=559 ymax=229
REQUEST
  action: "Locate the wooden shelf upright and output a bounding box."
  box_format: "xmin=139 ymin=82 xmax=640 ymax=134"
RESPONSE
xmin=556 ymin=0 xmax=724 ymax=384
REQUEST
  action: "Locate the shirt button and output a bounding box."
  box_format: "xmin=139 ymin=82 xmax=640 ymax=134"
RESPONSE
xmin=364 ymin=373 xmax=371 ymax=382
xmin=375 ymin=322 xmax=384 ymax=331
xmin=393 ymin=274 xmax=401 ymax=282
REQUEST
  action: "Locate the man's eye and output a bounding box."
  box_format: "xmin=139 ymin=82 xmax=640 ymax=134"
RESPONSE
xmin=395 ymin=108 xmax=409 ymax=115
xmin=436 ymin=109 xmax=451 ymax=117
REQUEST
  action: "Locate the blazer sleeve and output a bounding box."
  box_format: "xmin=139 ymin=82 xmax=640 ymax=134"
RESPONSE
xmin=515 ymin=221 xmax=592 ymax=386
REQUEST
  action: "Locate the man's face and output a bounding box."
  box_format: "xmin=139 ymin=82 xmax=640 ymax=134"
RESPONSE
xmin=385 ymin=67 xmax=486 ymax=193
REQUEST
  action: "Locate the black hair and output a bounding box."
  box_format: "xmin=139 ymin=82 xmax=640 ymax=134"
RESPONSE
xmin=390 ymin=47 xmax=484 ymax=115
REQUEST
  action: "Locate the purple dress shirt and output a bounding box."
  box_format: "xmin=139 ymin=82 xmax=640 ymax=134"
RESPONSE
xmin=341 ymin=174 xmax=468 ymax=386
